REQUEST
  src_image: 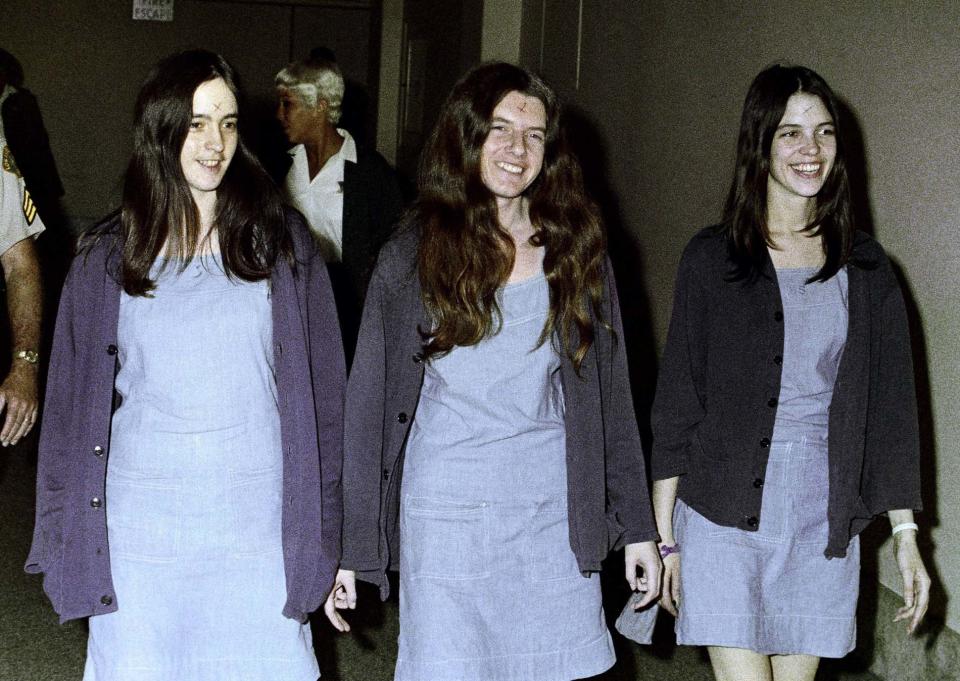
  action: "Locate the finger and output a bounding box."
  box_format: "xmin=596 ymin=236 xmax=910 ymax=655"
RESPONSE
xmin=635 ymin=587 xmax=658 ymax=609
xmin=910 ymin=575 xmax=931 ymax=633
xmin=671 ymin=569 xmax=682 ymax=609
xmin=323 ymin=598 xmax=351 ymax=632
xmin=10 ymin=408 xmax=33 ymax=446
xmin=343 ymin=575 xmax=358 ymax=609
xmin=902 ymin=569 xmax=916 ymax=609
xmin=624 ymin=557 xmax=637 ymax=591
xmin=1 ymin=398 xmax=26 ymax=444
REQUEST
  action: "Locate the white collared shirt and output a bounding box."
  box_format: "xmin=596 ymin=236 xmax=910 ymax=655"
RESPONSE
xmin=283 ymin=128 xmax=357 ymax=262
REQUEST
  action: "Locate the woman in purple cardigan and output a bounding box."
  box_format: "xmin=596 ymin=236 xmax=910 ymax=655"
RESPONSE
xmin=26 ymin=50 xmax=345 ymax=680
xmin=651 ymin=64 xmax=930 ymax=681
xmin=331 ymin=62 xmax=661 ymax=681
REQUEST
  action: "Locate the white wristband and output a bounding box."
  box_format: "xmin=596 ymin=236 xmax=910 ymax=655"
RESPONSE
xmin=891 ymin=522 xmax=919 ymax=536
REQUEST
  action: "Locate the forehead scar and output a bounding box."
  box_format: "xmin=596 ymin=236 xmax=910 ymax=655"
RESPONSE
xmin=214 ymin=102 xmax=222 ymax=111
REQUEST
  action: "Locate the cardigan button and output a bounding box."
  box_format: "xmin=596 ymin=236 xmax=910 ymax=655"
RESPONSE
xmin=106 ymin=344 xmax=118 ymax=355
xmin=93 ymin=446 xmax=105 ymax=457
xmin=745 ymin=516 xmax=759 ymax=528
xmin=753 ymin=478 xmax=764 ymax=488
xmin=412 ymin=353 xmax=424 ymax=364
xmin=767 ymin=397 xmax=778 ymax=408
xmin=759 ymin=437 xmax=770 ymax=448
xmin=774 ymin=355 xmax=783 ymax=365
xmin=774 ymin=311 xmax=784 ymax=322
xmin=100 ymin=595 xmax=113 ymax=606
xmin=397 ymin=412 xmax=408 ymax=424
xmin=383 ymin=468 xmax=390 ymax=480
xmin=90 ymin=497 xmax=103 ymax=509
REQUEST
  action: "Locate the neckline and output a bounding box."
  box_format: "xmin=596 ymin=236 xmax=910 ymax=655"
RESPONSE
xmin=503 ymin=272 xmax=546 ymax=289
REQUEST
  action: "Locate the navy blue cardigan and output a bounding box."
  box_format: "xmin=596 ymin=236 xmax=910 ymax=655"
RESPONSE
xmin=651 ymin=226 xmax=922 ymax=558
xmin=26 ymin=211 xmax=345 ymax=623
xmin=340 ymin=227 xmax=657 ymax=597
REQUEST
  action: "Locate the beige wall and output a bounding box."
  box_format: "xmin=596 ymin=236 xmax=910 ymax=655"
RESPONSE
xmin=2 ymin=0 xmax=380 ymax=224
xmin=521 ymin=0 xmax=960 ymax=634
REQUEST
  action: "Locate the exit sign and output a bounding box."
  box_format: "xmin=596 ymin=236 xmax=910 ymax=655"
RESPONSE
xmin=133 ymin=0 xmax=174 ymax=22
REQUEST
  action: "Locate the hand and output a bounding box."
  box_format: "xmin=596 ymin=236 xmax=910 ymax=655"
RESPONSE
xmin=892 ymin=532 xmax=930 ymax=634
xmin=624 ymin=541 xmax=661 ymax=610
xmin=0 ymin=364 xmax=39 ymax=447
xmin=658 ymin=552 xmax=681 ymax=617
xmin=323 ymin=569 xmax=357 ymax=632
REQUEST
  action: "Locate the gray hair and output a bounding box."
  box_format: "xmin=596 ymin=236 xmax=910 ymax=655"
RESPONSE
xmin=275 ymin=58 xmax=344 ymax=125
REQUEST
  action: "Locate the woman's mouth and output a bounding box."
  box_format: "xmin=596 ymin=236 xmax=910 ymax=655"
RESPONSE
xmin=790 ymin=162 xmax=822 ymax=178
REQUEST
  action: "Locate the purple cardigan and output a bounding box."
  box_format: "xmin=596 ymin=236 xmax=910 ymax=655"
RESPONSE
xmin=25 ymin=211 xmax=345 ymax=624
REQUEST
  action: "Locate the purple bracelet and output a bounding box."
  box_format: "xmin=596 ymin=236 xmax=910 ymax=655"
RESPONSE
xmin=659 ymin=543 xmax=680 ymax=559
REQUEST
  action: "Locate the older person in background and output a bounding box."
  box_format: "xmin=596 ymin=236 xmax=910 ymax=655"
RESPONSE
xmin=275 ymin=57 xmax=403 ymax=364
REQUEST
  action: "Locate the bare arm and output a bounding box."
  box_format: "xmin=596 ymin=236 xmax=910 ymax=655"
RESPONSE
xmin=0 ymin=237 xmax=41 ymax=446
xmin=652 ymin=476 xmax=681 ymax=615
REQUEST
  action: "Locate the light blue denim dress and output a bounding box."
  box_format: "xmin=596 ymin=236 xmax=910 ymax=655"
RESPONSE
xmin=673 ymin=266 xmax=859 ymax=658
xmin=397 ymin=273 xmax=615 ymax=681
xmin=83 ymin=255 xmax=319 ymax=681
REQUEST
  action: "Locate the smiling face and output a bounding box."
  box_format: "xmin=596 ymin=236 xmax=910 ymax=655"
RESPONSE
xmin=179 ymin=77 xmax=238 ymax=211
xmin=479 ymin=90 xmax=547 ymax=211
xmin=767 ymin=91 xmax=836 ymax=204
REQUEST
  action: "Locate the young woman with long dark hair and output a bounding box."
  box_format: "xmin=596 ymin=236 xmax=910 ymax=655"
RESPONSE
xmin=26 ymin=50 xmax=345 ymax=680
xmin=650 ymin=64 xmax=930 ymax=681
xmin=332 ymin=62 xmax=661 ymax=680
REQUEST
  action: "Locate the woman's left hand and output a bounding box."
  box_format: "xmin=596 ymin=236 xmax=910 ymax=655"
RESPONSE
xmin=323 ymin=569 xmax=357 ymax=633
xmin=892 ymin=531 xmax=931 ymax=634
xmin=624 ymin=541 xmax=661 ymax=610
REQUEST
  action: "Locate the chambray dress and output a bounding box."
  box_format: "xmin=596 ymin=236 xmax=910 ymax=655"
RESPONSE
xmin=674 ymin=267 xmax=859 ymax=658
xmin=397 ymin=273 xmax=615 ymax=681
xmin=83 ymin=255 xmax=319 ymax=681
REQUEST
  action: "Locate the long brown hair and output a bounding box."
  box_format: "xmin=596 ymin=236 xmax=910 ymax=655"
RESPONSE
xmin=723 ymin=64 xmax=855 ymax=282
xmin=414 ymin=62 xmax=605 ymax=370
xmin=120 ymin=49 xmax=290 ymax=295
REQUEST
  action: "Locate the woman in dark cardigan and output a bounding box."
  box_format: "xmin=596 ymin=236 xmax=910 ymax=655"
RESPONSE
xmin=331 ymin=62 xmax=660 ymax=681
xmin=650 ymin=64 xmax=930 ymax=681
xmin=27 ymin=50 xmax=344 ymax=680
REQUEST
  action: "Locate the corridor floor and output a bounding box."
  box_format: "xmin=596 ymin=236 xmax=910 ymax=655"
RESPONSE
xmin=1 ymin=446 xmax=880 ymax=681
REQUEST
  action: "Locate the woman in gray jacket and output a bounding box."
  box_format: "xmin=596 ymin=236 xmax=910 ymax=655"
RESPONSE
xmin=331 ymin=62 xmax=660 ymax=681
xmin=651 ymin=64 xmax=930 ymax=681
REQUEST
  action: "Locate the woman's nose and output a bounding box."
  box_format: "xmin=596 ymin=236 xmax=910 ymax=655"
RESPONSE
xmin=205 ymin=127 xmax=224 ymax=151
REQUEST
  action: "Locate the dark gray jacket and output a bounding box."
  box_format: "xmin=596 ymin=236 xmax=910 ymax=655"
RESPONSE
xmin=341 ymin=227 xmax=656 ymax=597
xmin=651 ymin=226 xmax=922 ymax=558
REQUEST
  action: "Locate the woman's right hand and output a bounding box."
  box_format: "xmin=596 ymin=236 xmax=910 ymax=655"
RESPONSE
xmin=659 ymin=552 xmax=681 ymax=616
xmin=323 ymin=569 xmax=358 ymax=632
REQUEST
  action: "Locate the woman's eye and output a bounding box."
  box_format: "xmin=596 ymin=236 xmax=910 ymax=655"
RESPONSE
xmin=222 ymin=120 xmax=238 ymax=131
xmin=189 ymin=120 xmax=204 ymax=131
xmin=819 ymin=127 xmax=835 ymax=136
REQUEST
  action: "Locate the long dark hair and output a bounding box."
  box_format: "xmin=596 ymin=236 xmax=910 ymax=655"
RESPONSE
xmin=120 ymin=49 xmax=290 ymax=295
xmin=723 ymin=64 xmax=854 ymax=281
xmin=414 ymin=62 xmax=606 ymax=371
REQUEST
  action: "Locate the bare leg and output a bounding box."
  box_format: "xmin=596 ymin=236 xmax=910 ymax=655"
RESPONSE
xmin=707 ymin=646 xmax=772 ymax=681
xmin=771 ymin=654 xmax=819 ymax=681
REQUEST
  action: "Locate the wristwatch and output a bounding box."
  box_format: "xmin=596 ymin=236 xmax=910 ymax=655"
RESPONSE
xmin=14 ymin=349 xmax=39 ymax=364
